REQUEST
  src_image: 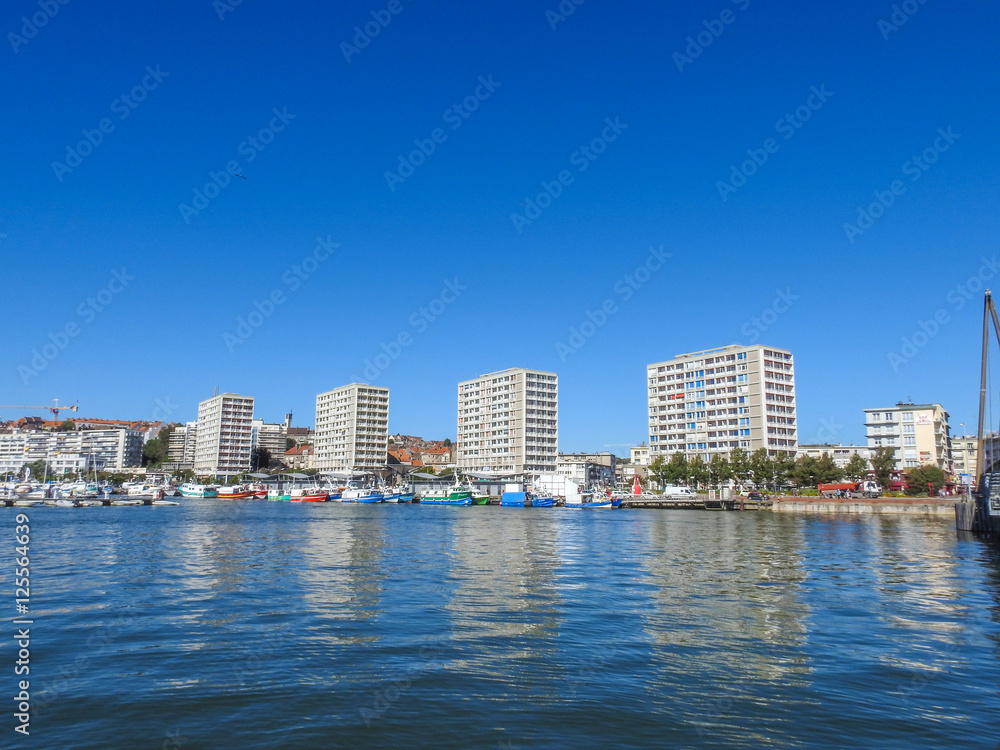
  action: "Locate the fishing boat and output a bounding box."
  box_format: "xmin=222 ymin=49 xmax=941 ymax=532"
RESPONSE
xmin=267 ymin=487 xmax=291 ymax=501
xmin=248 ymin=483 xmax=269 ymax=499
xmin=290 ymin=486 xmax=329 ymax=502
xmin=531 ymin=495 xmax=555 ymax=507
xmin=341 ymin=485 xmax=384 ymax=503
xmin=421 ymin=482 xmax=473 ymax=506
xmin=565 ymin=492 xmax=613 ymax=509
xmin=179 ymin=483 xmax=218 ymax=498
xmin=218 ymin=485 xmax=256 ymax=499
xmin=472 ymin=491 xmax=490 ymax=505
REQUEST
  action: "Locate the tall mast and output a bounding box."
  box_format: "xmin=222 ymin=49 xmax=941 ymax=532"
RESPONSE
xmin=976 ymin=291 xmax=991 ymax=487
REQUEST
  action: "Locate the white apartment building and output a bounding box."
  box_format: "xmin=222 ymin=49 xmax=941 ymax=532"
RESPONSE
xmin=456 ymin=368 xmax=558 ymax=476
xmin=863 ymin=402 xmax=951 ymax=473
xmin=167 ymin=421 xmax=198 ymax=466
xmin=194 ymin=393 xmax=255 ymax=475
xmin=0 ymin=428 xmax=143 ymax=476
xmin=315 ymin=384 xmax=389 ymax=473
xmin=647 ymin=344 xmax=797 ymax=463
xmin=631 ymin=444 xmax=650 ymax=466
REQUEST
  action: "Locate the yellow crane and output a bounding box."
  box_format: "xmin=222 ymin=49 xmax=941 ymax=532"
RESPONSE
xmin=0 ymin=400 xmax=79 ymax=422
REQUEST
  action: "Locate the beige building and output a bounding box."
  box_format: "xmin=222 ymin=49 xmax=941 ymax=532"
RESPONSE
xmin=456 ymin=368 xmax=558 ymax=476
xmin=315 ymin=384 xmax=389 ymax=473
xmin=863 ymin=402 xmax=951 ymax=473
xmin=194 ymin=393 xmax=255 ymax=475
xmin=647 ymin=344 xmax=797 ymax=463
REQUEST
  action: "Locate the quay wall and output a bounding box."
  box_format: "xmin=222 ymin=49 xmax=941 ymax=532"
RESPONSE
xmin=771 ymin=498 xmax=956 ymax=516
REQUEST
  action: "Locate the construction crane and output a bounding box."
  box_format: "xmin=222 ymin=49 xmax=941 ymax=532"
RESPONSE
xmin=0 ymin=400 xmax=79 ymax=422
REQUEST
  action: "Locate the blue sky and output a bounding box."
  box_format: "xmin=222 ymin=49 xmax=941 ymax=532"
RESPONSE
xmin=3 ymin=0 xmax=999 ymax=451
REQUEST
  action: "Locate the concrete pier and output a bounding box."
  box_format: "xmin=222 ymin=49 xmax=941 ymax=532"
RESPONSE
xmin=772 ymin=498 xmax=956 ymax=516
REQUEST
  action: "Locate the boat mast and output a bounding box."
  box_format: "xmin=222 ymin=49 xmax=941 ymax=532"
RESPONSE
xmin=976 ymin=290 xmax=1000 ymax=490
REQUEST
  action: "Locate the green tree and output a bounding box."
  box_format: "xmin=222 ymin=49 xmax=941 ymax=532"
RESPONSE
xmin=142 ymin=424 xmax=176 ymax=467
xmin=647 ymin=455 xmax=669 ymax=487
xmin=251 ymin=447 xmax=271 ymax=471
xmin=790 ymin=455 xmax=819 ymax=488
xmin=24 ymin=459 xmax=50 ymax=480
xmin=285 ymin=437 xmax=296 ymax=450
xmin=772 ymin=452 xmax=796 ymax=491
xmin=688 ymin=455 xmax=708 ymax=489
xmin=815 ymin=453 xmax=844 ymax=484
xmin=844 ymin=453 xmax=869 ymax=481
xmin=443 ymin=438 xmax=452 ymax=447
xmin=905 ymin=465 xmax=947 ymax=496
xmin=748 ymin=448 xmax=772 ymax=488
xmin=56 ymin=419 xmax=76 ymax=431
xmin=707 ymin=454 xmax=732 ymax=489
xmin=728 ymin=447 xmax=750 ymax=487
xmin=665 ymin=452 xmax=689 ymax=485
xmin=871 ymin=447 xmax=896 ymax=488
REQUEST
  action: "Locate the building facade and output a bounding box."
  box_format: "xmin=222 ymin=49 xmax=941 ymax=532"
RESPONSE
xmin=167 ymin=421 xmax=198 ymax=466
xmin=315 ymin=384 xmax=389 ymax=473
xmin=647 ymin=344 xmax=797 ymax=463
xmin=950 ymin=434 xmax=978 ymax=489
xmin=863 ymin=402 xmax=951 ymax=473
xmin=456 ymin=368 xmax=558 ymax=476
xmin=251 ymin=420 xmax=288 ymax=460
xmin=556 ymin=452 xmax=616 ymax=487
xmin=194 ymin=393 xmax=255 ymax=475
xmin=0 ymin=428 xmax=143 ymax=475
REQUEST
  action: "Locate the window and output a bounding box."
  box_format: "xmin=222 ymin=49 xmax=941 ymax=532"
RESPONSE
xmin=903 ymin=425 xmax=914 ymax=434
xmin=884 ymin=412 xmax=894 ymax=420
xmin=902 ymin=413 xmax=914 ymax=422
xmin=904 ymin=437 xmax=915 ymax=446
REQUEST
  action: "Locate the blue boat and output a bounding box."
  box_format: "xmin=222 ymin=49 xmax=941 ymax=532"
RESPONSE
xmin=398 ymin=492 xmax=414 ymax=503
xmin=531 ymin=496 xmax=555 ymax=507
xmin=501 ymin=491 xmax=528 ymax=507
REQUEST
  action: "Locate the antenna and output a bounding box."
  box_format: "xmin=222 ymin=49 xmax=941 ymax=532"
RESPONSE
xmin=214 ymin=386 xmax=219 ymax=396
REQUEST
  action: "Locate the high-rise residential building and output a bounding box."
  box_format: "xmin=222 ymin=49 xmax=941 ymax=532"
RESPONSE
xmin=167 ymin=421 xmax=198 ymax=466
xmin=194 ymin=393 xmax=255 ymax=476
xmin=863 ymin=402 xmax=951 ymax=473
xmin=315 ymin=384 xmax=389 ymax=473
xmin=647 ymin=344 xmax=797 ymax=462
xmin=456 ymin=368 xmax=558 ymax=476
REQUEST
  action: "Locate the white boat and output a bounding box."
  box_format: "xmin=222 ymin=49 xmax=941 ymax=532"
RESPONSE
xmin=179 ymin=483 xmax=218 ymax=498
xmin=54 ymin=498 xmax=84 ymax=507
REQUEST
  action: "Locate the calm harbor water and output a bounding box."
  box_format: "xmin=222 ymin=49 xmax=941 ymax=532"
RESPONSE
xmin=18 ymin=502 xmax=1000 ymax=749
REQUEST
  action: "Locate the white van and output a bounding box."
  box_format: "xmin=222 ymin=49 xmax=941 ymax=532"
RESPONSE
xmin=661 ymin=485 xmax=697 ymax=499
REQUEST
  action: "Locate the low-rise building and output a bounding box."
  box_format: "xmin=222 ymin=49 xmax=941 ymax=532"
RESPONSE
xmin=282 ymin=444 xmax=315 ymax=471
xmin=0 ymin=427 xmax=143 ymax=475
xmin=863 ymin=402 xmax=951 ymax=473
xmin=556 ymin=452 xmax=617 ymax=487
xmin=796 ymin=444 xmax=871 ymax=469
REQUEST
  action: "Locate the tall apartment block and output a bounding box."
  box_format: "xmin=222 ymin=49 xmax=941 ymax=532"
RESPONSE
xmin=194 ymin=393 xmax=255 ymax=475
xmin=315 ymin=384 xmax=389 ymax=473
xmin=456 ymin=368 xmax=558 ymax=476
xmin=863 ymin=402 xmax=951 ymax=472
xmin=647 ymin=344 xmax=797 ymax=462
